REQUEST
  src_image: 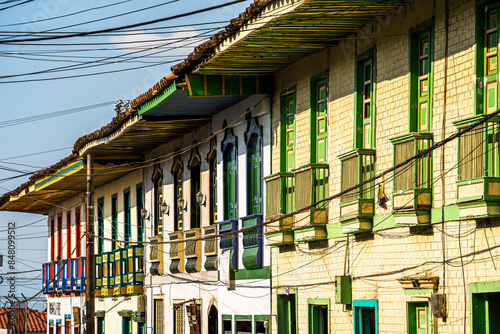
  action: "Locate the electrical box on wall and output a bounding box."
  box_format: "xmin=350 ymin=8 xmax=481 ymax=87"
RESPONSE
xmin=335 ymin=275 xmax=352 ymax=304
xmin=430 ymin=293 xmax=446 ymax=318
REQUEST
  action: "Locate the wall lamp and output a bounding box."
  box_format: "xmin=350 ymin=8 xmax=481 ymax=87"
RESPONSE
xmin=177 ymin=197 xmax=187 ymax=211
xmin=196 ymin=191 xmax=206 ymax=206
xmin=161 ymin=201 xmax=169 ymax=216
xmin=141 ymin=208 xmax=149 ymax=220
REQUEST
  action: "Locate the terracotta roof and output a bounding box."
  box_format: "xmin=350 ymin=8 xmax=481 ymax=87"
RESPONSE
xmin=0 ymin=308 xmax=46 ymax=332
xmin=171 ymin=0 xmax=274 ymax=75
xmin=130 ymin=74 xmax=178 ymax=109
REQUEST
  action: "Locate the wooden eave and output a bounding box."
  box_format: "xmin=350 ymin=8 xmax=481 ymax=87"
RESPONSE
xmin=185 ymin=0 xmax=410 ymax=75
xmin=78 ymin=114 xmax=210 ymax=159
xmin=0 ymin=159 xmax=136 ymax=214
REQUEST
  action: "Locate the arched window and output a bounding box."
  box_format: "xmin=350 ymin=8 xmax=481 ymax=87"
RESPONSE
xmin=171 ymin=156 xmax=184 ymax=231
xmin=188 ymin=149 xmax=201 ymax=229
xmin=245 ymin=116 xmax=263 ymax=215
xmin=152 ymin=165 xmax=163 ymax=236
xmin=221 ymin=125 xmax=237 ymax=220
xmin=207 ymin=138 xmax=217 ymax=225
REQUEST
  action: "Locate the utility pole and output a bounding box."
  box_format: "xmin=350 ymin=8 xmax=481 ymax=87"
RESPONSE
xmin=85 ymin=154 xmax=95 ymax=334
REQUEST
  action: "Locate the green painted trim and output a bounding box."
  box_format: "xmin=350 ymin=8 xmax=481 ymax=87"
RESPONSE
xmin=326 ymin=222 xmax=344 ymax=239
xmin=234 ymin=266 xmax=270 ymax=280
xmin=310 ymin=70 xmax=329 ymax=163
xmin=35 ymin=159 xmax=84 ymax=189
xmin=372 ymin=214 xmax=397 ymax=231
xmin=276 ymin=286 xmax=297 ymax=294
xmin=95 ymin=310 xmax=105 ymax=318
xmin=338 ymin=148 xmax=376 ymax=161
xmin=308 ymin=298 xmax=330 ymax=334
xmin=430 ymin=205 xmax=460 ymax=223
xmin=307 ymin=298 xmax=329 ymax=305
xmin=234 ymin=315 xmax=252 ymax=320
xmin=222 ymin=314 xmax=232 ymax=319
xmin=137 ymin=80 xmax=178 ymax=115
xmin=254 ymin=315 xmax=271 ymax=320
xmin=279 ymin=87 xmax=296 ymax=173
xmin=470 ymin=280 xmax=500 ymax=294
xmin=185 ymin=74 xmax=274 ymax=97
xmin=403 ymin=288 xmax=433 ymax=295
xmin=389 ymin=132 xmax=433 ymax=145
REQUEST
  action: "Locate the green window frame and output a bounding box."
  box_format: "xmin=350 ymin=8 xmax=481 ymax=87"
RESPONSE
xmin=222 ymin=315 xmax=233 ymax=334
xmin=409 ymin=21 xmax=433 ymax=132
xmin=308 ymin=298 xmax=329 ymax=334
xmin=96 ymin=316 xmax=105 ymax=334
xmin=255 ymin=315 xmax=270 ymax=334
xmin=245 ymin=116 xmax=263 ymax=215
xmin=122 ymin=317 xmax=132 ymax=334
xmin=189 ymin=157 xmax=201 ymax=229
xmin=311 ymin=71 xmax=328 ymax=163
xmin=97 ymin=197 xmax=104 ymax=254
xmin=111 ymin=194 xmax=118 ymax=251
xmin=277 ymin=289 xmax=297 ymax=334
xmin=172 ymin=160 xmax=184 ymax=232
xmin=153 ymin=170 xmax=163 ymax=236
xmin=123 ymin=188 xmax=131 ymax=243
xmin=354 ymin=49 xmax=376 ymax=149
xmin=280 ymin=88 xmax=296 ymax=172
xmin=235 ymin=315 xmax=252 ymax=334
xmin=222 ymin=126 xmax=238 ymax=220
xmin=476 ymin=1 xmax=500 ymax=115
xmin=470 ymin=280 xmax=500 ymax=333
xmin=136 ymin=183 xmax=143 ymax=242
xmin=407 ymin=302 xmax=430 ymax=334
xmin=353 ymin=299 xmax=378 ymax=334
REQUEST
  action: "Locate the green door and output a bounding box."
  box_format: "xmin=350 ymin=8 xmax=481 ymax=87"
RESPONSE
xmin=484 ymin=5 xmax=499 ymax=115
xmin=248 ymin=135 xmax=262 ymax=215
xmin=122 ymin=317 xmax=132 ymax=334
xmin=309 ymin=304 xmax=328 ymax=334
xmin=277 ymin=294 xmax=296 ymax=334
xmin=472 ymin=292 xmax=500 ymax=333
xmin=408 ymin=303 xmax=429 ymax=334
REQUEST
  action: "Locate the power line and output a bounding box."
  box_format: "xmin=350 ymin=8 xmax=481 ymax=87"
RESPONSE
xmin=0 ymin=0 xmax=248 ymax=44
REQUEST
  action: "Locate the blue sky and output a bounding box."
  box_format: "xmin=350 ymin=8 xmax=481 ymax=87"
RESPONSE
xmin=0 ymin=0 xmax=251 ymax=305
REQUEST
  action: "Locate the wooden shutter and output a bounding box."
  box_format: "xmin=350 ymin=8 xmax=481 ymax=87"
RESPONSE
xmin=485 ymin=6 xmax=499 ymax=114
xmin=285 ymin=95 xmax=296 ymax=171
xmin=249 ymin=136 xmax=262 ymax=215
xmin=418 ymin=33 xmax=431 ymax=131
xmin=362 ymin=59 xmax=373 ymax=149
xmin=225 ymin=145 xmax=237 ymax=220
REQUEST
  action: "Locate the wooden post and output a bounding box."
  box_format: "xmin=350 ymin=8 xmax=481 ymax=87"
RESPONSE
xmin=85 ymin=154 xmax=95 ymax=334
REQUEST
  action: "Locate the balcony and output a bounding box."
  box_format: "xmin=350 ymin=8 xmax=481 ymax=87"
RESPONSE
xmin=168 ymin=232 xmax=183 ymax=274
xmin=203 ymin=226 xmax=218 ymax=271
xmin=184 ymin=228 xmax=201 ymax=273
xmin=42 ymin=257 xmax=85 ymax=295
xmin=149 ymin=235 xmax=164 ymax=275
xmin=263 ymin=172 xmax=294 ymax=246
xmin=241 ymin=214 xmax=263 ymax=270
xmin=339 ymin=149 xmax=375 ymax=234
xmin=390 ymin=133 xmax=433 ymax=225
xmin=292 ymin=163 xmax=329 ymax=242
xmin=454 ymin=116 xmax=500 ymax=218
xmin=218 ymin=219 xmax=238 ymax=270
xmin=95 ymin=245 xmax=144 ymax=297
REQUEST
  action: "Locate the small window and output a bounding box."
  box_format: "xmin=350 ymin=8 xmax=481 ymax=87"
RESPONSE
xmin=173 ymin=304 xmax=184 ymax=334
xmin=353 ymin=300 xmax=377 ymax=334
xmin=154 ymin=299 xmax=164 ymax=334
xmin=236 ymin=319 xmax=251 ymax=334
xmin=223 ymin=319 xmax=232 ymax=334
xmin=255 ymin=320 xmax=266 ymax=334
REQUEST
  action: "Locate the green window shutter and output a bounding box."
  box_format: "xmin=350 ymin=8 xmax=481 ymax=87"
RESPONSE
xmin=97 ymin=197 xmax=104 ymax=254
xmin=111 ymin=194 xmax=118 ymax=250
xmin=485 ymin=5 xmax=499 ymax=114
xmin=417 ymin=32 xmax=431 ymax=132
xmin=314 ymin=80 xmax=328 ymax=163
xmin=124 ymin=190 xmax=131 ymax=242
xmin=154 ymin=176 xmax=163 ymax=235
xmin=209 ymin=156 xmax=217 ymax=225
xmin=248 ymin=135 xmax=262 ymax=215
xmin=362 ymin=59 xmax=374 ymax=149
xmin=225 ymin=145 xmax=237 ymax=220
xmin=136 ymin=183 xmax=143 ymax=242
xmin=285 ymin=94 xmax=296 ymax=171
